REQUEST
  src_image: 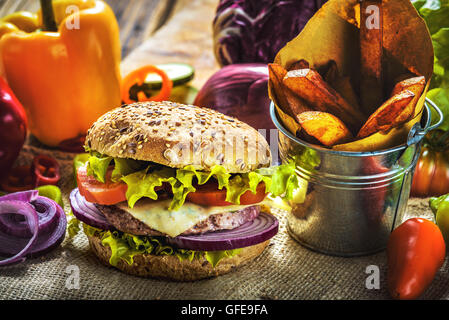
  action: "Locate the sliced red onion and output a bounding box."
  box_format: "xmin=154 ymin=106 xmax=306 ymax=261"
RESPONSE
xmin=167 ymin=212 xmax=279 ymax=251
xmin=0 ymin=196 xmax=58 ymax=237
xmin=0 ymin=192 xmax=67 ymax=266
xmin=69 ymin=188 xmax=114 ymax=230
xmin=0 ymin=190 xmax=38 ymax=202
xmin=0 ymin=201 xmax=39 ymax=266
xmin=24 ymin=201 xmax=66 ymax=258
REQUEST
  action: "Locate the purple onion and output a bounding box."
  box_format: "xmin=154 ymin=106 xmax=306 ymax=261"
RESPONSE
xmin=167 ymin=212 xmax=279 ymax=251
xmin=213 ymin=0 xmax=328 ymax=66
xmin=194 ymin=63 xmax=275 ymax=132
xmin=0 ymin=201 xmax=39 ymax=266
xmin=69 ymin=188 xmax=114 ymax=230
xmin=24 ymin=202 xmax=66 ymax=258
xmin=0 ymin=190 xmax=38 ymax=202
xmin=0 ymin=196 xmax=58 ymax=237
xmin=0 ymin=191 xmax=67 ymax=266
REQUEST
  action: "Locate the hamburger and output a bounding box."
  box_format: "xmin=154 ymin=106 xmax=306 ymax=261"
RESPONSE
xmin=69 ymin=101 xmax=295 ymax=281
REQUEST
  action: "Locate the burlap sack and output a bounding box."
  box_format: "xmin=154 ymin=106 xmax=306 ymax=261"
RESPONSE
xmin=1 ymin=144 xmax=447 ymax=300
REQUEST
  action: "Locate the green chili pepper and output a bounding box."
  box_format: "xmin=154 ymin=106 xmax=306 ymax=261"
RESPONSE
xmin=36 ymin=184 xmax=64 ymax=208
xmin=430 ymin=194 xmax=449 ymax=244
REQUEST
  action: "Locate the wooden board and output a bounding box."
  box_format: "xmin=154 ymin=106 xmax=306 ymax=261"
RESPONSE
xmin=120 ymin=0 xmax=220 ymax=90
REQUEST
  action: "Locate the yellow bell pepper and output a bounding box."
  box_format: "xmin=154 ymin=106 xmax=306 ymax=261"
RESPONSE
xmin=0 ymin=0 xmax=121 ymax=147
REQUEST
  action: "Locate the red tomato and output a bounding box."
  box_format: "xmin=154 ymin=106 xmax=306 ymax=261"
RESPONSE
xmin=411 ymin=146 xmax=449 ymax=197
xmin=76 ymin=164 xmax=128 ymax=205
xmin=186 ymin=181 xmax=267 ymax=206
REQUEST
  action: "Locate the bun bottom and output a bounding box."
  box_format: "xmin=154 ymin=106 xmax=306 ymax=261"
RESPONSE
xmin=87 ymin=233 xmax=270 ymax=281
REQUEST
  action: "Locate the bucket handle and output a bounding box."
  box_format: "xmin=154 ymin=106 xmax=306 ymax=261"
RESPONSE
xmin=407 ymin=98 xmax=444 ymax=146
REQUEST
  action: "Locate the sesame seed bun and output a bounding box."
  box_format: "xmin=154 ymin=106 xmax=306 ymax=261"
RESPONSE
xmin=86 ymin=101 xmax=272 ymax=173
xmin=87 ymin=232 xmax=270 ymax=281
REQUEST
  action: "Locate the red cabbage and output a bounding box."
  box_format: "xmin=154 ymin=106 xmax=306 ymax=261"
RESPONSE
xmin=213 ymin=0 xmax=327 ymax=66
xmin=194 ymin=63 xmax=274 ymax=131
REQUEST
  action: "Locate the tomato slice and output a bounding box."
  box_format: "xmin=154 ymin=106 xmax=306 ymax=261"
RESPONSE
xmin=76 ymin=164 xmax=128 ymax=205
xmin=186 ymin=181 xmax=267 ymax=207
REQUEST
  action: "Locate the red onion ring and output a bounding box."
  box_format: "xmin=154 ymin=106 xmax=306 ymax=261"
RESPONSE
xmin=0 ymin=201 xmax=39 ymax=266
xmin=0 ymin=191 xmax=67 ymax=265
xmin=167 ymin=212 xmax=279 ymax=251
xmin=69 ymin=188 xmax=114 ymax=230
xmin=0 ymin=196 xmax=58 ymax=237
xmin=0 ymin=190 xmax=38 ymax=202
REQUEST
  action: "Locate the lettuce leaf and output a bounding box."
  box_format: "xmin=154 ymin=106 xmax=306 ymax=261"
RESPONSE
xmin=83 ymin=223 xmax=241 ymax=268
xmin=85 ymin=150 xmax=319 ymax=210
xmin=412 ymin=0 xmax=449 ymax=133
xmin=204 ymin=249 xmax=242 ymax=268
xmin=111 ymin=158 xmax=146 ymax=182
xmin=67 ymin=211 xmax=81 ymax=238
xmin=86 ymin=153 xmax=112 ymax=183
xmin=121 ymin=166 xmax=177 ymax=208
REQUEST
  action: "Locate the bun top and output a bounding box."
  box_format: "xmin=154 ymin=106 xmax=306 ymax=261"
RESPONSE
xmin=86 ymin=101 xmax=272 ymax=173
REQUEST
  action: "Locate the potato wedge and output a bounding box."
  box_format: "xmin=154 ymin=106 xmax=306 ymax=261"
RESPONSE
xmin=268 ymin=63 xmax=311 ymax=118
xmin=391 ymin=76 xmax=425 ymax=96
xmin=296 ymin=111 xmax=354 ymax=147
xmin=391 ymin=76 xmax=426 ymax=119
xmin=357 ymin=89 xmax=415 ymax=139
xmin=282 ymin=68 xmax=366 ymax=133
xmin=268 ymin=63 xmax=291 ymax=115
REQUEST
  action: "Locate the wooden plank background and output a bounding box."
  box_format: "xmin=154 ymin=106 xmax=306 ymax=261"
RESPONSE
xmin=0 ymin=0 xmax=175 ymax=58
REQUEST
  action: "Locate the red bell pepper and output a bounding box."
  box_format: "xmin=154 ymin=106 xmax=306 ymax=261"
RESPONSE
xmin=0 ymin=154 xmax=60 ymax=192
xmin=32 ymin=154 xmax=60 ymax=187
xmin=387 ymin=217 xmax=446 ymax=300
xmin=0 ymin=76 xmax=27 ymax=180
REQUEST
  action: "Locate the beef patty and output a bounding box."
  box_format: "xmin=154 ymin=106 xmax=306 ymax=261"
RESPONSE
xmin=95 ymin=203 xmax=261 ymax=237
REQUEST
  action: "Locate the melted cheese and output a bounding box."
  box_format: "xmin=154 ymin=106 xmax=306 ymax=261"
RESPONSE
xmin=117 ymin=199 xmax=257 ymax=237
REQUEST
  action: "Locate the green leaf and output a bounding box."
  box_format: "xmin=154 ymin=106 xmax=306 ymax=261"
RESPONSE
xmin=101 ymin=232 xmax=131 ymax=266
xmin=83 ymin=223 xmax=243 ymax=268
xmin=67 ymin=213 xmax=81 ymax=238
xmin=428 ymin=87 xmax=449 ymax=131
xmin=204 ymin=249 xmax=242 ymax=268
xmin=111 ymin=158 xmax=146 ymax=182
xmin=412 ymin=0 xmax=449 ymax=135
xmin=430 ymin=193 xmax=449 ymax=214
xmin=87 ymin=153 xmax=310 ymax=210
xmin=87 ymin=154 xmax=113 ymax=183
xmin=121 ymin=167 xmax=177 ymax=208
xmin=432 ymin=27 xmax=449 ymax=74
xmin=73 ymin=153 xmax=90 ymax=184
xmin=36 ymin=185 xmax=63 ymax=208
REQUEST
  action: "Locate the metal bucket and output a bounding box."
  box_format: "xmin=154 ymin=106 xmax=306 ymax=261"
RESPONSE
xmin=270 ymin=99 xmax=443 ymax=256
